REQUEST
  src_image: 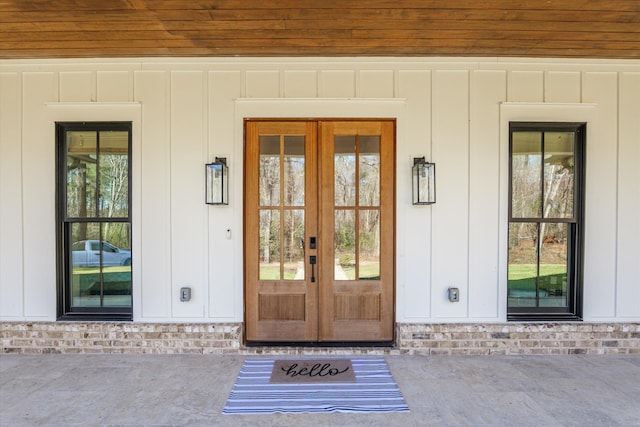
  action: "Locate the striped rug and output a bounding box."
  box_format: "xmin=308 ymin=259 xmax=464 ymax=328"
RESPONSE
xmin=222 ymin=357 xmax=409 ymax=414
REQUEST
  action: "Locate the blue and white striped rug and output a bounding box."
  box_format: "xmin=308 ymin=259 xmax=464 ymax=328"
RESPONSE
xmin=223 ymin=357 xmax=409 ymax=414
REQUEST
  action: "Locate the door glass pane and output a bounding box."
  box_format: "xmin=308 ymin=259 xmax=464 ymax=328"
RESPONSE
xmin=259 ymin=209 xmax=281 ymax=280
xmin=101 ymin=222 xmax=132 ymax=307
xmin=544 ymin=132 xmax=575 ymax=219
xmin=359 ymin=136 xmax=380 ymax=206
xmin=284 ymin=136 xmax=305 ymax=206
xmin=283 ymin=210 xmax=305 ymax=280
xmin=539 ymin=223 xmax=568 ymax=307
xmin=99 ymin=131 xmax=129 ymax=218
xmin=359 ymin=210 xmax=380 ymax=280
xmin=508 ymin=222 xmax=539 ymax=307
xmin=335 ymin=136 xmax=356 ymax=206
xmin=260 ymin=136 xmax=280 ymax=206
xmin=335 ymin=209 xmax=355 ymax=280
xmin=66 ymin=131 xmax=97 ymax=218
xmin=512 ymin=132 xmax=542 ymax=218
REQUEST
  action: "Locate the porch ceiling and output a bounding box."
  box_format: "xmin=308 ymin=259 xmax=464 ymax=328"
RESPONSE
xmin=1 ymin=0 xmax=639 ymax=60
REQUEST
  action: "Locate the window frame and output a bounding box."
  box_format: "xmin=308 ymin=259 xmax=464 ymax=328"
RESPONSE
xmin=507 ymin=122 xmax=586 ymax=321
xmin=56 ymin=121 xmax=133 ymax=321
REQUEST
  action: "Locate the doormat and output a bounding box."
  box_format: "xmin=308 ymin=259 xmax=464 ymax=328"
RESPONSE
xmin=222 ymin=357 xmax=409 ymax=414
xmin=270 ymin=359 xmax=356 ymax=383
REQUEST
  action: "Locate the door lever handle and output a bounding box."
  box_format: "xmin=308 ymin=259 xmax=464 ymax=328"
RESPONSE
xmin=309 ymin=256 xmax=317 ymax=283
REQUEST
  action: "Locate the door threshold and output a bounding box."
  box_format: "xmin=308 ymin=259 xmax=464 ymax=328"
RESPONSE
xmin=245 ymin=341 xmax=394 ymax=348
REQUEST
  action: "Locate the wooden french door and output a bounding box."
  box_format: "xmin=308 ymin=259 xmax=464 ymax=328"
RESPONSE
xmin=244 ymin=120 xmax=394 ymax=343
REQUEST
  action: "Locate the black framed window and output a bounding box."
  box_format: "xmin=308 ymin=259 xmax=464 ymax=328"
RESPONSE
xmin=508 ymin=122 xmax=585 ymax=320
xmin=56 ymin=122 xmax=132 ymax=320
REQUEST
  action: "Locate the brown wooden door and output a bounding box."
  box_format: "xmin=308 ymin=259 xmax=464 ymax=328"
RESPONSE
xmin=245 ymin=120 xmax=394 ymax=343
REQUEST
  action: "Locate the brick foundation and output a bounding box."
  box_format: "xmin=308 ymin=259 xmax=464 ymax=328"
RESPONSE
xmin=0 ymin=322 xmax=242 ymax=355
xmin=398 ymin=323 xmax=640 ymax=355
xmin=2 ymin=322 xmax=638 ymax=355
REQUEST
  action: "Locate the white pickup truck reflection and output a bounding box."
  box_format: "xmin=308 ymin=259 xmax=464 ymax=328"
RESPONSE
xmin=71 ymin=240 xmax=131 ymax=267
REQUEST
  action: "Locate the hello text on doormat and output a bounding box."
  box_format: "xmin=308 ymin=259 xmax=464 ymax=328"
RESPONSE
xmin=269 ymin=359 xmax=357 ymax=383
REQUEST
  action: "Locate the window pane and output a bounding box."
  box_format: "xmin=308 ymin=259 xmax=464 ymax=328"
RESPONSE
xmin=259 ymin=136 xmax=280 ymax=206
xmin=359 ymin=136 xmax=380 ymax=206
xmin=512 ymin=132 xmax=542 ymax=218
xmin=539 ymin=223 xmax=569 ymax=307
xmin=544 ymin=132 xmax=575 ymax=219
xmin=335 ymin=209 xmax=355 ymax=280
xmin=99 ymin=131 xmax=129 ymax=218
xmin=69 ymin=222 xmax=132 ymax=308
xmin=359 ymin=210 xmax=380 ymax=280
xmin=508 ymin=222 xmax=539 ymax=307
xmin=259 ymin=210 xmax=280 ymax=280
xmin=284 ymin=136 xmax=305 ymax=207
xmin=70 ymin=222 xmax=101 ymax=307
xmin=283 ymin=210 xmax=305 ymax=280
xmin=66 ymin=131 xmax=97 ymax=218
xmin=101 ymin=223 xmax=132 ymax=307
xmin=335 ymin=136 xmax=356 ymax=206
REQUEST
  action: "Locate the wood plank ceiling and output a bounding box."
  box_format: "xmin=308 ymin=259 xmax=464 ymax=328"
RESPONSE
xmin=1 ymin=0 xmax=639 ymax=59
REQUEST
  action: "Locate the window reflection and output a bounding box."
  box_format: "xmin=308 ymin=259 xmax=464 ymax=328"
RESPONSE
xmin=284 ymin=136 xmax=305 ymax=207
xmin=359 ymin=210 xmax=380 ymax=280
xmin=334 ymin=134 xmax=382 ymax=281
xmin=507 ymin=219 xmax=570 ymax=308
xmin=509 ymin=128 xmax=577 ymax=310
xmin=66 ymin=131 xmax=97 ymax=218
xmin=259 ymin=136 xmax=280 ymax=206
xmin=334 ymin=136 xmax=356 ymax=206
xmin=335 ymin=210 xmax=355 ymax=280
xmin=539 ymin=223 xmax=569 ymax=307
xmin=544 ymin=132 xmax=575 ymax=219
xmin=283 ymin=210 xmax=305 ymax=280
xmin=98 ymin=131 xmax=129 ymax=218
xmin=511 ymin=132 xmax=542 ymax=218
xmin=359 ymin=136 xmax=380 ymax=207
xmin=69 ymin=222 xmax=132 ymax=308
xmin=259 ymin=209 xmax=281 ymax=280
xmin=507 ymin=223 xmax=539 ymax=307
xmin=64 ymin=125 xmax=132 ymax=313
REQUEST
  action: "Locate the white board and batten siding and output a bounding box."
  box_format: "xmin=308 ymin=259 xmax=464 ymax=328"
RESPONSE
xmin=1 ymin=58 xmax=639 ymax=323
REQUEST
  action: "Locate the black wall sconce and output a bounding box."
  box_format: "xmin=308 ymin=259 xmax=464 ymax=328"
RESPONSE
xmin=412 ymin=157 xmax=436 ymax=205
xmin=205 ymin=157 xmax=229 ymax=205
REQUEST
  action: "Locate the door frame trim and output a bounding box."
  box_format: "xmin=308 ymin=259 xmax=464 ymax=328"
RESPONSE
xmin=234 ymin=99 xmax=406 ymax=345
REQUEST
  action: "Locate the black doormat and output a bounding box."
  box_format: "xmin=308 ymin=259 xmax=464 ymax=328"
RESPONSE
xmin=270 ymin=359 xmax=356 ymax=383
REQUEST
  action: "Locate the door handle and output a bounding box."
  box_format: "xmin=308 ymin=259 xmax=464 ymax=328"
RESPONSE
xmin=309 ymin=255 xmax=316 ymax=283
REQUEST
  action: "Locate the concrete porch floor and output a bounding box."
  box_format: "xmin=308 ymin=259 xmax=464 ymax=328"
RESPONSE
xmin=1 ymin=354 xmax=639 ymax=426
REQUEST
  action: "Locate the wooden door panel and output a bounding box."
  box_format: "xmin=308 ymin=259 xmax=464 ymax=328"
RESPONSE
xmin=318 ymin=121 xmax=395 ymax=342
xmin=244 ymin=121 xmax=318 ymax=342
xmin=334 ymin=294 xmax=381 ymax=320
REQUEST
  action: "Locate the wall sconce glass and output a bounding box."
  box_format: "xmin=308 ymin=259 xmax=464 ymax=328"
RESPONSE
xmin=412 ymin=157 xmax=436 ymax=205
xmin=205 ymin=157 xmax=229 ymax=205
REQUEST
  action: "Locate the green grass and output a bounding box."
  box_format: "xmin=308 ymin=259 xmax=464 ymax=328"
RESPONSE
xmin=508 ymin=264 xmax=566 ymax=280
xmin=259 ymin=262 xmax=380 ymax=281
xmin=341 ymin=263 xmax=380 ymax=280
xmin=259 ymin=265 xmax=298 ymax=280
xmin=508 ymin=264 xmax=567 ymax=294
